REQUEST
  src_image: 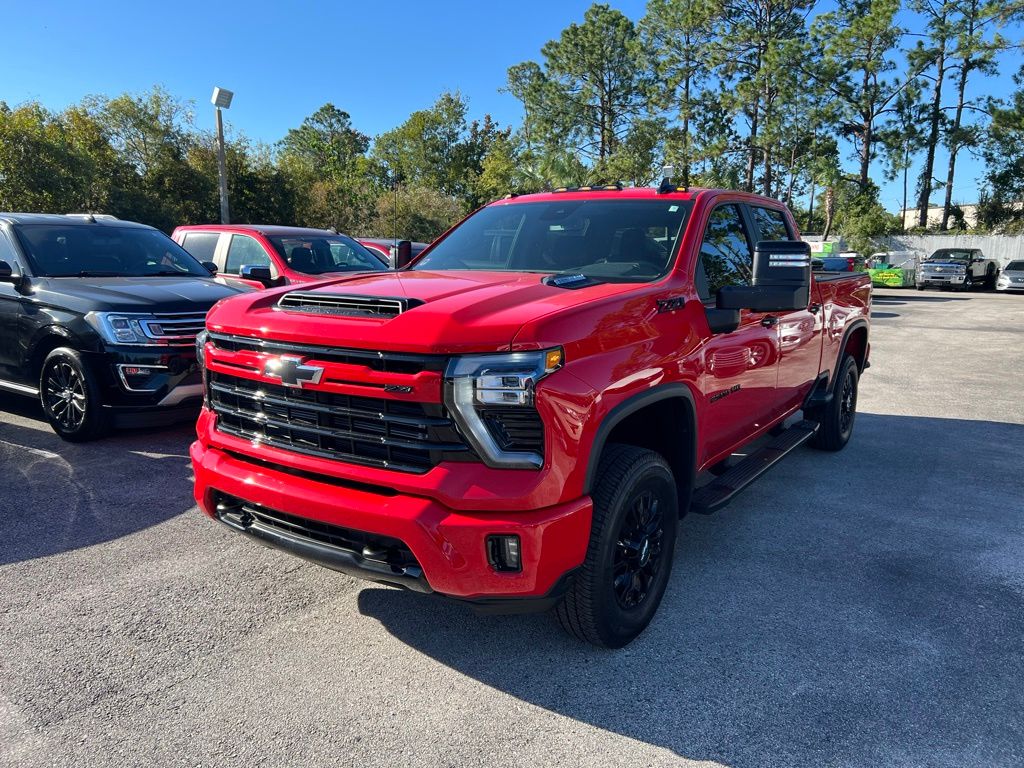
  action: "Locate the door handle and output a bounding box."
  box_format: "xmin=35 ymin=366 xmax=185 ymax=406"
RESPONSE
xmin=761 ymin=315 xmax=779 ymax=328
xmin=808 ymin=303 xmax=822 ymax=314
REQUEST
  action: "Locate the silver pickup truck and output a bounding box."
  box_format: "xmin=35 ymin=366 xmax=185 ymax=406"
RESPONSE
xmin=916 ymin=248 xmax=1000 ymax=291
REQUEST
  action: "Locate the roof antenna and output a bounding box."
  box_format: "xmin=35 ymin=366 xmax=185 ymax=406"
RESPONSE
xmin=657 ymin=165 xmax=676 ymax=194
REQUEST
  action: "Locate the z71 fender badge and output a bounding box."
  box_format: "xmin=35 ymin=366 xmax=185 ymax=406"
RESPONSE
xmin=709 ymin=384 xmax=741 ymax=403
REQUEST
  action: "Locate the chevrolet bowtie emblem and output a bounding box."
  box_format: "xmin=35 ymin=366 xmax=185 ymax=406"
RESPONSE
xmin=263 ymin=355 xmax=324 ymax=388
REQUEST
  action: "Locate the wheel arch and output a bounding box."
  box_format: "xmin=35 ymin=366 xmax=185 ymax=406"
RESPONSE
xmin=584 ymin=383 xmax=698 ymax=510
xmin=832 ymin=319 xmax=869 ymax=388
xmin=26 ymin=327 xmax=81 ymax=382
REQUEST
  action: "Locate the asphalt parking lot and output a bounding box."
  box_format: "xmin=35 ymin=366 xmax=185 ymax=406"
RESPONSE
xmin=1 ymin=288 xmax=1022 ymax=768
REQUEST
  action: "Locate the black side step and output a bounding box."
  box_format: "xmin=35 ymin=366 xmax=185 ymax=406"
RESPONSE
xmin=690 ymin=420 xmax=819 ymax=514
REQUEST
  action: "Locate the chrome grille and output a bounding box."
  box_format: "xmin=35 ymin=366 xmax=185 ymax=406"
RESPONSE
xmin=142 ymin=312 xmax=208 ymax=342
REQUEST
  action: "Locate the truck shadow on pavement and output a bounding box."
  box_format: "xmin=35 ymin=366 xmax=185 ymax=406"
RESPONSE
xmin=358 ymin=412 xmax=1024 ymax=767
xmin=0 ymin=395 xmax=197 ymax=566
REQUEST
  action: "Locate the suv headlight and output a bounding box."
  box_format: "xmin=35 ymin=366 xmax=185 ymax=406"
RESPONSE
xmin=444 ymin=348 xmax=562 ymax=469
xmin=85 ymin=312 xmax=159 ymax=345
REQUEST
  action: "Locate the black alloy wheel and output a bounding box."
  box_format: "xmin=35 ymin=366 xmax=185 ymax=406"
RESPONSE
xmin=613 ymin=489 xmax=666 ymax=609
xmin=811 ymin=354 xmax=859 ymax=452
xmin=43 ymin=359 xmax=87 ymax=432
xmin=39 ymin=348 xmax=110 ymax=442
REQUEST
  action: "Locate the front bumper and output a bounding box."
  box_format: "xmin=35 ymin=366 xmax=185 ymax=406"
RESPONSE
xmin=996 ymin=279 xmax=1024 ymax=291
xmin=917 ymin=274 xmax=966 ymax=287
xmin=190 ymin=440 xmax=592 ymax=604
xmin=87 ymin=345 xmax=204 ymax=424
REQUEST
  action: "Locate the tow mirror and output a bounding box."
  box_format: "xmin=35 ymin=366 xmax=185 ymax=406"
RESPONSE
xmin=239 ymin=264 xmax=274 ymax=286
xmin=717 ymin=240 xmax=812 ymax=313
xmin=394 ymin=240 xmax=413 ymax=269
xmin=0 ymin=260 xmax=13 ymax=281
xmin=201 ymin=261 xmax=218 ymax=275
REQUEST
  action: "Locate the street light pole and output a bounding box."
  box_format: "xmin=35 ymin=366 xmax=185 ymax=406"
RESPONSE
xmin=211 ymin=87 xmax=234 ymax=224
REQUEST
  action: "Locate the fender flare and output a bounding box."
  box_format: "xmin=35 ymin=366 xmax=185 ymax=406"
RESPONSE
xmin=583 ymin=382 xmax=698 ymax=496
xmin=830 ymin=318 xmax=869 ymax=392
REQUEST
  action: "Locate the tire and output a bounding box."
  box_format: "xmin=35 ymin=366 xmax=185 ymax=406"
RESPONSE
xmin=555 ymin=444 xmax=678 ymax=648
xmin=916 ymin=285 xmax=925 ymax=291
xmin=39 ymin=348 xmax=110 ymax=442
xmin=985 ymin=266 xmax=997 ymax=290
xmin=812 ymin=355 xmax=858 ymax=452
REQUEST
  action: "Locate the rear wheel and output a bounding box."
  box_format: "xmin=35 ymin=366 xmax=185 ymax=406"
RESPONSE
xmin=812 ymin=355 xmax=858 ymax=452
xmin=39 ymin=348 xmax=109 ymax=442
xmin=985 ymin=266 xmax=997 ymax=290
xmin=556 ymin=444 xmax=678 ymax=648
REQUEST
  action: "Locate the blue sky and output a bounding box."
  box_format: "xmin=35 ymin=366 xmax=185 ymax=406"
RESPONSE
xmin=2 ymin=0 xmax=1020 ymax=213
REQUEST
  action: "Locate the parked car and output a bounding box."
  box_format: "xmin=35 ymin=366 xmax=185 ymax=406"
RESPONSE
xmin=995 ymin=260 xmax=1024 ymax=292
xmin=0 ymin=213 xmax=250 ymax=441
xmin=358 ymin=238 xmax=430 ymax=268
xmin=191 ymin=186 xmax=870 ymax=647
xmin=916 ymin=248 xmax=999 ymax=291
xmin=172 ymin=225 xmax=388 ymax=290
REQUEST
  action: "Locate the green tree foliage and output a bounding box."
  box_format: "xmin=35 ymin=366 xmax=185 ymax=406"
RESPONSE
xmin=367 ymin=185 xmax=464 ymax=243
xmin=811 ymin=0 xmax=909 ymax=194
xmin=978 ymin=66 xmax=1024 ymax=232
xmin=507 ymin=3 xmax=652 ymax=178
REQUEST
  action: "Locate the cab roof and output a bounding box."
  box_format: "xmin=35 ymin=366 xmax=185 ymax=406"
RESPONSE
xmin=174 ymin=223 xmax=345 ymax=238
xmin=493 ymin=187 xmax=702 ymax=205
xmin=0 ymin=213 xmax=152 ymax=229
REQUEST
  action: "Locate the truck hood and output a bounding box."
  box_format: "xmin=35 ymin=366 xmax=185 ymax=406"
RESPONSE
xmin=205 ymin=270 xmax=638 ymax=354
xmin=32 ymin=275 xmax=249 ymax=314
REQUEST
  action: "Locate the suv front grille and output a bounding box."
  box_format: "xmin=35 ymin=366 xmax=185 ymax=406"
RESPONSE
xmin=142 ymin=312 xmax=208 ymax=343
xmin=208 ymin=371 xmax=470 ymax=473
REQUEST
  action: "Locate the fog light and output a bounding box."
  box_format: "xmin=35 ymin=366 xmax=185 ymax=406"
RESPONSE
xmin=486 ymin=534 xmax=521 ymax=573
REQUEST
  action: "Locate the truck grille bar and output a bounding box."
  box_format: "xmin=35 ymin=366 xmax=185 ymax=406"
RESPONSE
xmin=208 ymin=371 xmax=469 ymax=473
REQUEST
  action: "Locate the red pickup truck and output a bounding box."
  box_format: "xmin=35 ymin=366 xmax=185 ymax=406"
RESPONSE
xmin=191 ymin=187 xmax=870 ymax=647
xmin=172 ymin=224 xmax=388 ymax=290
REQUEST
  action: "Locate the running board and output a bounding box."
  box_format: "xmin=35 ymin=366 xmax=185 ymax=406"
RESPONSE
xmin=690 ymin=420 xmax=819 ymax=514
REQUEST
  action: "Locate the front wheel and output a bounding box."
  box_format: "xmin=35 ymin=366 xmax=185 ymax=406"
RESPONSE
xmin=812 ymin=355 xmax=859 ymax=452
xmin=39 ymin=348 xmax=110 ymax=442
xmin=555 ymin=444 xmax=678 ymax=648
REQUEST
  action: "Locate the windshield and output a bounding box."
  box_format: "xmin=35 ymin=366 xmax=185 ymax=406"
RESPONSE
xmin=412 ymin=199 xmax=694 ymax=282
xmin=927 ymin=250 xmax=973 ymax=262
xmin=268 ymin=235 xmax=385 ymax=274
xmin=1005 ymin=261 xmax=1024 ymax=271
xmin=17 ymin=225 xmax=210 ymax=278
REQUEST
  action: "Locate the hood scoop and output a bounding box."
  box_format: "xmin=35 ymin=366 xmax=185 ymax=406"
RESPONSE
xmin=277 ymin=292 xmax=422 ymax=319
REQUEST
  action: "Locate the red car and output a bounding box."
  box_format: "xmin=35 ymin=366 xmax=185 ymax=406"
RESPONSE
xmin=191 ymin=186 xmax=870 ymax=647
xmin=172 ymin=225 xmax=388 ymax=290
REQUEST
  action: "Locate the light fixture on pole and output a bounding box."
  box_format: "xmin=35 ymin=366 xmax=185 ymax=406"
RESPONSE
xmin=211 ymin=87 xmax=234 ymax=224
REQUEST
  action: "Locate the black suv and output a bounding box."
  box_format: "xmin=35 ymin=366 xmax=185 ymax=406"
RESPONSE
xmin=0 ymin=213 xmax=250 ymax=441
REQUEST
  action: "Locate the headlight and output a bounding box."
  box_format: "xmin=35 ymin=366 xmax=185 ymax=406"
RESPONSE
xmin=85 ymin=312 xmax=159 ymax=345
xmin=195 ymin=330 xmax=209 ymax=367
xmin=444 ymin=348 xmax=563 ymax=469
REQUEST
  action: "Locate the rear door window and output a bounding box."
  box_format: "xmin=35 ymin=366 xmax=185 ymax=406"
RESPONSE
xmin=180 ymin=232 xmax=220 ymax=263
xmin=750 ymin=206 xmax=792 ymax=241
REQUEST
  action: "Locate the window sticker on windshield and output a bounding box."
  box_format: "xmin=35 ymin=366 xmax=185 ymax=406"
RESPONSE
xmin=668 ymin=205 xmax=679 ymax=212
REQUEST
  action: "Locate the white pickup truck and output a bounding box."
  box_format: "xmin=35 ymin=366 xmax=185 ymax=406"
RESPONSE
xmin=916 ymin=248 xmax=1000 ymax=291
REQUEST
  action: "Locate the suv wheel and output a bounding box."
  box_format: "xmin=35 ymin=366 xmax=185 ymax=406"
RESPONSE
xmin=812 ymin=354 xmax=858 ymax=452
xmin=39 ymin=348 xmax=109 ymax=442
xmin=555 ymin=444 xmax=678 ymax=648
xmin=985 ymin=266 xmax=997 ymax=290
